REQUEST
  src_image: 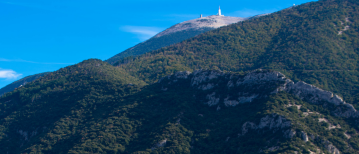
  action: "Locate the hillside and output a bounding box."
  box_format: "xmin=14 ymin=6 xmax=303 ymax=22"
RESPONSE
xmin=1 ymin=68 xmax=359 ymax=153
xmin=2 ymin=0 xmax=359 ymax=153
xmin=106 ymin=15 xmax=245 ymax=65
xmin=0 ymin=72 xmax=50 ymax=97
xmin=0 ymin=59 xmax=145 ymax=153
xmin=3 ymin=15 xmax=246 ymax=93
xmin=117 ymin=0 xmax=359 ymax=108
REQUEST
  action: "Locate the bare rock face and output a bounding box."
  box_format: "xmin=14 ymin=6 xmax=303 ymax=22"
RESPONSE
xmin=321 ymin=139 xmax=340 ymax=154
xmin=283 ymin=129 xmax=296 ymax=138
xmin=257 ymin=114 xmax=291 ymax=129
xmin=206 ymin=92 xmax=220 ymax=106
xmin=223 ymin=96 xmax=239 ymax=107
xmin=238 ymin=114 xmax=292 ymax=138
xmin=158 ymin=69 xmax=358 ymax=118
xmin=174 ymin=71 xmax=191 ymax=79
xmin=158 ymin=69 xmax=282 ymax=107
xmin=285 ymin=81 xmax=346 ymax=106
xmin=301 ymin=131 xmax=309 ymax=142
xmin=151 ymin=139 xmax=167 ymax=150
xmin=155 ymin=69 xmax=351 ymax=153
xmin=18 ymin=130 xmax=29 ymax=141
xmin=238 ymin=70 xmax=357 ymax=119
xmin=283 ymin=79 xmax=358 ymax=118
xmin=154 ymin=15 xmax=245 ymax=38
xmin=191 ymin=70 xmax=224 ymax=86
xmin=333 ymin=104 xmax=358 ymax=118
xmin=235 ymin=70 xmax=286 ymax=86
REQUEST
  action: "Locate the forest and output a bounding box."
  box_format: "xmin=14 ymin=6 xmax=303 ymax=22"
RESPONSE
xmin=1 ymin=0 xmax=359 ymax=153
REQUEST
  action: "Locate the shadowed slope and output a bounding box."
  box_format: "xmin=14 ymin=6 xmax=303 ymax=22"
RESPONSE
xmin=117 ymin=0 xmax=359 ymax=106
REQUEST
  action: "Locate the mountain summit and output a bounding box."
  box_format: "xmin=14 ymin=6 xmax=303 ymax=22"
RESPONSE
xmin=106 ymin=12 xmax=246 ymax=65
xmin=5 ymin=0 xmax=359 ymax=153
xmin=0 ymin=10 xmax=246 ymax=96
xmin=153 ymin=15 xmax=245 ymax=38
xmin=155 ymin=6 xmax=245 ymax=38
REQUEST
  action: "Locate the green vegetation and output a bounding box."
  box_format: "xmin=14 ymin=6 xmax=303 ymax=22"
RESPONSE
xmin=0 ymin=72 xmax=50 ymax=97
xmin=106 ymin=28 xmax=214 ymax=65
xmin=117 ymin=0 xmax=359 ymax=108
xmin=1 ymin=65 xmax=359 ymax=153
xmin=2 ymin=0 xmax=359 ymax=153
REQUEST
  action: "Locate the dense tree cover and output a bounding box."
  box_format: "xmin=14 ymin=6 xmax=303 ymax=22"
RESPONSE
xmin=2 ymin=0 xmax=359 ymax=153
xmin=117 ymin=0 xmax=359 ymax=107
xmin=106 ymin=28 xmax=214 ymax=65
xmin=0 ymin=72 xmax=50 ymax=97
xmin=1 ymin=65 xmax=359 ymax=153
xmin=0 ymin=59 xmax=145 ymax=153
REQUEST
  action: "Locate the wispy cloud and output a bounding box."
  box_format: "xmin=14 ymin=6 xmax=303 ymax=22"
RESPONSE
xmin=0 ymin=58 xmax=74 ymax=65
xmin=120 ymin=26 xmax=164 ymax=41
xmin=228 ymin=9 xmax=278 ymax=18
xmin=0 ymin=69 xmax=22 ymax=79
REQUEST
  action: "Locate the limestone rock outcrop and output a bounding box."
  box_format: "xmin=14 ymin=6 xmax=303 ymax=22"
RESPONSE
xmin=158 ymin=69 xmax=358 ymax=119
xmin=321 ymin=139 xmax=340 ymax=154
xmin=238 ymin=114 xmax=292 ymax=138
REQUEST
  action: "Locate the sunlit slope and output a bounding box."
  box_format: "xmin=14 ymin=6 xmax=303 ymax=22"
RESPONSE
xmin=106 ymin=16 xmax=245 ymax=65
xmin=0 ymin=59 xmax=145 ymax=153
xmin=2 ymin=69 xmax=359 ymax=153
xmin=118 ymin=0 xmax=359 ymax=105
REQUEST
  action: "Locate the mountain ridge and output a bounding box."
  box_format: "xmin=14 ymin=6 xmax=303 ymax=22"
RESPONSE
xmin=153 ymin=15 xmax=245 ymax=38
xmin=116 ymin=0 xmax=359 ymax=107
xmin=0 ymin=72 xmax=50 ymax=97
xmin=106 ymin=15 xmax=246 ymax=65
xmin=2 ymin=0 xmax=359 ymax=153
xmin=2 ymin=63 xmax=358 ymax=153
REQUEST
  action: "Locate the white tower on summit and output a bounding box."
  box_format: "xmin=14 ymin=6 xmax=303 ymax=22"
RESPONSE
xmin=218 ymin=6 xmax=224 ymax=16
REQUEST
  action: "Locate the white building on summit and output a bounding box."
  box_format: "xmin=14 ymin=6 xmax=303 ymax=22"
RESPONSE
xmin=154 ymin=6 xmax=245 ymax=38
xmin=217 ymin=6 xmax=224 ymax=16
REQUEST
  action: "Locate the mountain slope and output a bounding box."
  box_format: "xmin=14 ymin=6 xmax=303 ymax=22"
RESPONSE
xmin=2 ymin=0 xmax=359 ymax=153
xmin=1 ymin=15 xmax=246 ymax=96
xmin=106 ymin=15 xmax=245 ymax=65
xmin=0 ymin=59 xmax=145 ymax=153
xmin=1 ymin=69 xmax=359 ymax=153
xmin=0 ymin=72 xmax=50 ymax=97
xmin=117 ymin=0 xmax=359 ymax=107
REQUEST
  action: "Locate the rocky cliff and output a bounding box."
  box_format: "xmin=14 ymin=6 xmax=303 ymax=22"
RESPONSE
xmin=155 ymin=69 xmax=359 ymax=153
xmin=159 ymin=69 xmax=358 ymax=119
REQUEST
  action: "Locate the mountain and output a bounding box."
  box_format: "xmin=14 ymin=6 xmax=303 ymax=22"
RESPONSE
xmin=2 ymin=0 xmax=359 ymax=153
xmin=117 ymin=0 xmax=359 ymax=107
xmin=106 ymin=15 xmax=245 ymax=65
xmin=0 ymin=72 xmax=50 ymax=97
xmin=0 ymin=15 xmax=245 ymax=96
xmin=1 ymin=66 xmax=359 ymax=153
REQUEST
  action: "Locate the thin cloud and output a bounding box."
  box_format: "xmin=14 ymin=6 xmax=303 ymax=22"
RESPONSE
xmin=228 ymin=9 xmax=278 ymax=18
xmin=0 ymin=58 xmax=74 ymax=65
xmin=0 ymin=69 xmax=22 ymax=79
xmin=121 ymin=26 xmax=164 ymax=41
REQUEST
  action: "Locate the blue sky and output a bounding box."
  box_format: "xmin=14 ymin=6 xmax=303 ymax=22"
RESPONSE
xmin=0 ymin=0 xmax=316 ymax=88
